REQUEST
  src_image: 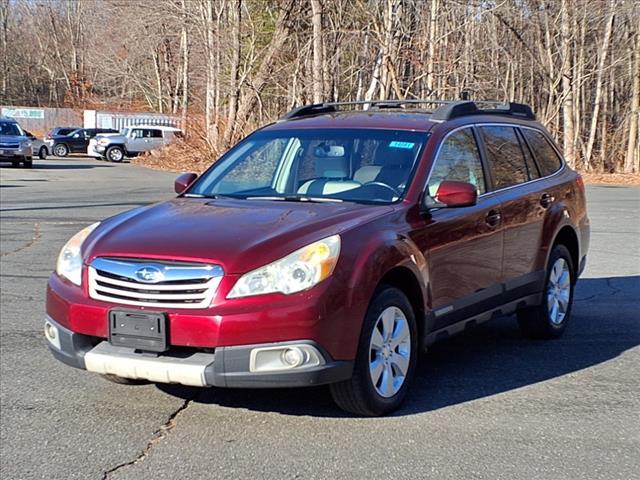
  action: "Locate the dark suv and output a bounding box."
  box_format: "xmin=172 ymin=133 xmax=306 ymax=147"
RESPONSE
xmin=48 ymin=127 xmax=118 ymax=157
xmin=45 ymin=100 xmax=590 ymax=416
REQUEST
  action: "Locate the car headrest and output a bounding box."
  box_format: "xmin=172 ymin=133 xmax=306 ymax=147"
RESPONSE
xmin=313 ymin=144 xmax=348 ymax=178
xmin=315 ymin=156 xmax=349 ymax=178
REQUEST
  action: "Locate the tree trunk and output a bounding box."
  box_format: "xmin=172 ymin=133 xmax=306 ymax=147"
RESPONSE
xmin=560 ymin=0 xmax=576 ymax=168
xmin=584 ymin=1 xmax=615 ymax=170
xmin=202 ymin=0 xmax=217 ymax=145
xmin=222 ymin=0 xmax=242 ymax=149
xmin=310 ymin=0 xmax=323 ymax=103
xmin=0 ymin=0 xmax=8 ymax=102
xmin=180 ymin=0 xmax=189 ymax=130
xmin=426 ymin=0 xmax=438 ymax=96
xmin=625 ymin=15 xmax=640 ymax=173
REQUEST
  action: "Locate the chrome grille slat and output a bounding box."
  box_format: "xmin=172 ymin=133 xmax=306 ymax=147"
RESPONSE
xmin=88 ymin=258 xmax=223 ymax=309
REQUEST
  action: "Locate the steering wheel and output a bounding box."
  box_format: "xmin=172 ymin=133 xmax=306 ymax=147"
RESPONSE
xmin=362 ymin=181 xmax=401 ymax=198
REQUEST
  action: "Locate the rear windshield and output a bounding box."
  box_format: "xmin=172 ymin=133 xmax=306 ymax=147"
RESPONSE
xmin=189 ymin=128 xmax=429 ymax=205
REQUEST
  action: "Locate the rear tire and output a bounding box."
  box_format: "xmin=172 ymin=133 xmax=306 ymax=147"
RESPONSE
xmin=517 ymin=244 xmax=575 ymax=339
xmin=53 ymin=143 xmax=68 ymax=157
xmin=101 ymin=374 xmax=149 ymax=385
xmin=106 ymin=146 xmax=125 ymax=163
xmin=330 ymin=286 xmax=417 ymax=416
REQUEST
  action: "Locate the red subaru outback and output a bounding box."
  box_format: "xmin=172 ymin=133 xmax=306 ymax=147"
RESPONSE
xmin=45 ymin=100 xmax=590 ymax=416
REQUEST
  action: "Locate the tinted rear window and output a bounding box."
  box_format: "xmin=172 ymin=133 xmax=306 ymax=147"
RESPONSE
xmin=521 ymin=129 xmax=563 ymax=176
xmin=479 ymin=126 xmax=529 ymax=189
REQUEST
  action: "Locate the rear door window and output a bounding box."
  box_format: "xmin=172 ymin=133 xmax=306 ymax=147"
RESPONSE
xmin=428 ymin=128 xmax=486 ymax=195
xmin=521 ymin=129 xmax=563 ymax=176
xmin=149 ymin=129 xmax=163 ymax=138
xmin=479 ymin=126 xmax=529 ymax=190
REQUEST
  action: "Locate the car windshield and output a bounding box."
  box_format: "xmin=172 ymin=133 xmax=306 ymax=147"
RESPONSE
xmin=189 ymin=128 xmax=429 ymax=204
xmin=0 ymin=122 xmax=24 ymax=136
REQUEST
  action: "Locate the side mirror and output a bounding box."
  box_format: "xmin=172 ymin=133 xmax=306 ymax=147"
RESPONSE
xmin=425 ymin=180 xmax=477 ymax=209
xmin=174 ymin=172 xmax=198 ymax=194
xmin=25 ymin=131 xmax=35 ymax=139
xmin=73 ymin=133 xmax=80 ymax=138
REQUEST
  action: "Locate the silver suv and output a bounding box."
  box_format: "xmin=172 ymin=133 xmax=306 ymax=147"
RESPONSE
xmin=89 ymin=125 xmax=182 ymax=162
xmin=0 ymin=117 xmax=33 ymax=168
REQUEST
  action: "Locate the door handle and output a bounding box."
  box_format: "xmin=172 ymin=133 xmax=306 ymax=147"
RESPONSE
xmin=540 ymin=193 xmax=554 ymax=208
xmin=485 ymin=210 xmax=501 ymax=227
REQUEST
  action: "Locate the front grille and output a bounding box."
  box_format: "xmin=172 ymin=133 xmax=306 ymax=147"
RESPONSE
xmin=0 ymin=143 xmax=19 ymax=149
xmin=88 ymin=257 xmax=223 ymax=309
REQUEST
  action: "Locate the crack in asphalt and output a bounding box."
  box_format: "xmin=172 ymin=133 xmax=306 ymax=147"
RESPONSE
xmin=101 ymin=396 xmax=196 ymax=480
xmin=0 ymin=222 xmax=41 ymax=257
xmin=574 ymin=278 xmax=623 ymax=303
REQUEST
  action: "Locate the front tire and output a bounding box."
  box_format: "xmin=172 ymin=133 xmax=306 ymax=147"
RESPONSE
xmin=23 ymin=157 xmax=33 ymax=168
xmin=330 ymin=286 xmax=417 ymax=416
xmin=38 ymin=146 xmax=47 ymax=159
xmin=106 ymin=146 xmax=125 ymax=163
xmin=53 ymin=143 xmax=68 ymax=157
xmin=518 ymin=244 xmax=575 ymax=339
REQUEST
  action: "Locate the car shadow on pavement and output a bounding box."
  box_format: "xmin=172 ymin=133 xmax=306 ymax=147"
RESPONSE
xmin=0 ymin=162 xmax=114 ymax=170
xmin=157 ymin=275 xmax=640 ymax=418
xmin=34 ymin=163 xmax=115 ymax=170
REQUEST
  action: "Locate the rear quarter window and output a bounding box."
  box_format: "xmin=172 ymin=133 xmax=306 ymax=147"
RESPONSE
xmin=521 ymin=129 xmax=563 ymax=176
xmin=479 ymin=126 xmax=529 ymax=189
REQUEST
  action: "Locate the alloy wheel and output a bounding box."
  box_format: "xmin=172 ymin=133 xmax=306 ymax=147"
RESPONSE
xmin=368 ymin=306 xmax=411 ymax=398
xmin=546 ymin=257 xmax=571 ymax=325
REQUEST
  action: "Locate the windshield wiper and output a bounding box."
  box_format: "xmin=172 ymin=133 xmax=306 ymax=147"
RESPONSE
xmin=246 ymin=195 xmax=343 ymax=203
xmin=183 ymin=193 xmax=245 ymax=200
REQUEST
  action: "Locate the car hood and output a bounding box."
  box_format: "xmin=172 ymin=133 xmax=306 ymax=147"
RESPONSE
xmin=94 ymin=134 xmax=126 ymax=143
xmin=84 ymin=198 xmax=392 ymax=274
xmin=0 ymin=134 xmax=28 ymax=142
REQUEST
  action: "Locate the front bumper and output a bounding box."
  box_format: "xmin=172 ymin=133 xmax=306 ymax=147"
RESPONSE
xmin=0 ymin=146 xmax=32 ymax=158
xmin=87 ymin=143 xmax=102 ymax=157
xmin=45 ymin=315 xmax=353 ymax=388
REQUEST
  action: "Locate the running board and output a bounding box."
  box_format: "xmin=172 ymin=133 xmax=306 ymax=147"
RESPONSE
xmin=424 ymin=293 xmax=542 ymax=346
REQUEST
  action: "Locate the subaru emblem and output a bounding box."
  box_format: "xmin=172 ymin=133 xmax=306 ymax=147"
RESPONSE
xmin=135 ymin=266 xmax=164 ymax=283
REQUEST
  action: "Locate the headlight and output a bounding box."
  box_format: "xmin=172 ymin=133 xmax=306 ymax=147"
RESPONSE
xmin=21 ymin=141 xmax=32 ymax=148
xmin=228 ymin=235 xmax=341 ymax=298
xmin=56 ymin=223 xmax=100 ymax=286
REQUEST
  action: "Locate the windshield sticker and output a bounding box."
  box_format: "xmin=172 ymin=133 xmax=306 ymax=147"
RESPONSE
xmin=389 ymin=141 xmax=415 ymax=149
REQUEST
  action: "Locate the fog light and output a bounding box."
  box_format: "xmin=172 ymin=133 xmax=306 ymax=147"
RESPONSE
xmin=281 ymin=347 xmax=305 ymax=367
xmin=45 ymin=322 xmax=56 ymax=340
xmin=249 ymin=344 xmax=325 ymax=373
xmin=44 ymin=320 xmax=61 ymax=350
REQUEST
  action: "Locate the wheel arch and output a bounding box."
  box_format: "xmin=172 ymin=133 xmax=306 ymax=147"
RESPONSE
xmin=552 ymin=225 xmax=580 ymax=277
xmin=378 ymin=266 xmax=427 ymax=346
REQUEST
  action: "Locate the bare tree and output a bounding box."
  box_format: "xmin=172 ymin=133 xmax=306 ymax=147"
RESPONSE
xmin=310 ymin=0 xmax=324 ymax=103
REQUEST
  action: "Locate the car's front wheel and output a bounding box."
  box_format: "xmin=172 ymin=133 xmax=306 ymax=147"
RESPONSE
xmin=518 ymin=244 xmax=575 ymax=339
xmin=53 ymin=143 xmax=68 ymax=157
xmin=106 ymin=146 xmax=125 ymax=162
xmin=330 ymin=286 xmax=417 ymax=416
xmin=38 ymin=146 xmax=47 ymax=159
xmin=23 ymin=157 xmax=33 ymax=168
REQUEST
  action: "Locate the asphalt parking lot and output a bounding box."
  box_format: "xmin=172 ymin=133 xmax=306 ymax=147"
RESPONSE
xmin=1 ymin=157 xmax=639 ymax=480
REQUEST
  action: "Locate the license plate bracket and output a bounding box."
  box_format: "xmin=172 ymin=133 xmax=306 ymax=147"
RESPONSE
xmin=109 ymin=310 xmax=168 ymax=352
